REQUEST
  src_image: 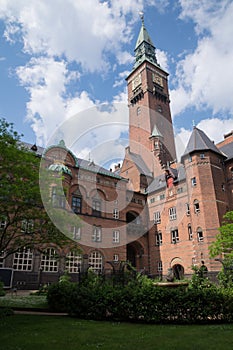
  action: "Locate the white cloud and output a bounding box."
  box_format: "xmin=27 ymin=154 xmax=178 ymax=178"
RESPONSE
xmin=172 ymin=0 xmax=233 ymax=118
xmin=175 ymin=116 xmax=233 ymax=160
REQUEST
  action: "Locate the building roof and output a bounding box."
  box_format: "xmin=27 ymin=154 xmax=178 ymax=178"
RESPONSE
xmin=181 ymin=126 xmax=225 ymax=160
xmin=147 ymin=164 xmax=186 ymax=194
xmin=22 ymin=141 xmax=126 ymax=181
xmin=127 ymin=151 xmax=153 ymax=178
xmin=150 ymin=124 xmax=163 ymax=139
xmin=218 ymin=141 xmax=233 ymax=161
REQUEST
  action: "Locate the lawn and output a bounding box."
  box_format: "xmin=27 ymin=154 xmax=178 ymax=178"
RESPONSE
xmin=0 ymin=294 xmax=48 ymax=309
xmin=1 ymin=315 xmax=233 ymax=350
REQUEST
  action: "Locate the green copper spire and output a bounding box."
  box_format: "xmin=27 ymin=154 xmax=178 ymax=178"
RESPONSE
xmin=134 ymin=13 xmax=158 ymax=69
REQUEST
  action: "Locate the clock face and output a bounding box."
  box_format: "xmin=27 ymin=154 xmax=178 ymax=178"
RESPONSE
xmin=152 ymin=73 xmax=163 ymax=87
xmin=132 ymin=74 xmax=141 ymax=90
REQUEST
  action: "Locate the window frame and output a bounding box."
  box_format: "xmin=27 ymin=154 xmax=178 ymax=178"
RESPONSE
xmin=171 ymin=228 xmax=179 ymax=244
xmin=112 ymin=230 xmax=120 ymax=244
xmin=92 ymin=225 xmax=102 ymax=242
xmin=169 ymin=207 xmax=177 ymax=221
xmin=154 ymin=211 xmax=161 ymax=224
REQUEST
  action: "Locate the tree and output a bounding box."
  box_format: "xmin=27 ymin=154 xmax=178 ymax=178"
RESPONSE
xmin=0 ymin=118 xmax=80 ymax=259
xmin=209 ymin=211 xmax=233 ymax=260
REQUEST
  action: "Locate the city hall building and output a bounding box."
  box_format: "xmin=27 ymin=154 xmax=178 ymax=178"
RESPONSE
xmin=1 ymin=20 xmax=233 ymax=288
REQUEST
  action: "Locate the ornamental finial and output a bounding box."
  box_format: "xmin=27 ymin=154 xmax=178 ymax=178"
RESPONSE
xmin=139 ymin=11 xmax=144 ymax=25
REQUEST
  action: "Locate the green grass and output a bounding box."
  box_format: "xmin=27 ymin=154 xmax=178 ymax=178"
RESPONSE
xmin=1 ymin=315 xmax=233 ymax=350
xmin=0 ymin=294 xmax=48 ymax=309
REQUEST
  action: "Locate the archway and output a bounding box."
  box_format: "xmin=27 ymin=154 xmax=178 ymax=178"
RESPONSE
xmin=126 ymin=241 xmax=144 ymax=271
xmin=173 ymin=264 xmax=184 ymax=280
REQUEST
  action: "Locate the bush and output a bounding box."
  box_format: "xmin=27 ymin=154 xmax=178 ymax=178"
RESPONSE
xmin=47 ymin=273 xmax=233 ymax=323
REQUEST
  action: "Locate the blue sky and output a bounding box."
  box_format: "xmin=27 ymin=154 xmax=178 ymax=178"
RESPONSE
xmin=0 ymin=0 xmax=232 ymax=163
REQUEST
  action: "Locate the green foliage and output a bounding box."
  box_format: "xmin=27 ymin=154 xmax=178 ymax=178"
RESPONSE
xmin=0 ymin=117 xmax=80 ymax=258
xmin=210 ymin=211 xmax=233 ymax=259
xmin=47 ymin=273 xmax=233 ymax=324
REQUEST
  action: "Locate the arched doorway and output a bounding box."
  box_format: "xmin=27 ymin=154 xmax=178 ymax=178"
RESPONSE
xmin=173 ymin=264 xmax=184 ymax=280
xmin=126 ymin=241 xmax=144 ymax=271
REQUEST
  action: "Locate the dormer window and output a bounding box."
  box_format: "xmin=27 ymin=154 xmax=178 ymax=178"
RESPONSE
xmin=200 ymin=153 xmax=205 ymax=159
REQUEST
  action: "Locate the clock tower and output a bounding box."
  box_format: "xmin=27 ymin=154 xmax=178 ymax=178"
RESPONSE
xmin=126 ymin=16 xmax=176 ymax=175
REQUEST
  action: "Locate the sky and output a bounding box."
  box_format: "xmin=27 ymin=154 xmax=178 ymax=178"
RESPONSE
xmin=0 ymin=0 xmax=232 ymax=165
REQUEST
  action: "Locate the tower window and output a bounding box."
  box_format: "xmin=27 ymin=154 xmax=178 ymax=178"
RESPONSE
xmin=186 ymin=203 xmax=190 ymax=216
xmin=169 ymin=207 xmax=177 ymax=220
xmin=137 ymin=107 xmax=141 ymax=115
xmin=191 ymin=177 xmax=197 ymax=186
xmin=188 ymin=155 xmax=192 ymax=162
xmin=200 ymin=153 xmax=205 ymax=159
xmin=154 ymin=211 xmax=161 ymax=224
xmin=197 ymin=227 xmax=204 ymax=242
xmin=171 ymin=229 xmax=179 ymax=244
xmin=188 ymin=224 xmax=193 ymax=240
xmin=155 ymin=231 xmax=162 ymax=246
xmin=157 ymin=105 xmax=162 ymax=113
xmin=194 ymin=200 xmax=200 ymax=214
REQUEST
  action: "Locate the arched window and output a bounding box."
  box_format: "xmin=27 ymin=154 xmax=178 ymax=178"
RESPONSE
xmin=40 ymin=248 xmax=58 ymax=272
xmin=188 ymin=224 xmax=193 ymax=240
xmin=194 ymin=199 xmax=200 ymax=214
xmin=13 ymin=248 xmax=33 ymax=271
xmin=66 ymin=251 xmax=82 ymax=273
xmin=89 ymin=251 xmax=103 ymax=273
xmin=197 ymin=227 xmax=204 ymax=242
xmin=155 ymin=231 xmax=162 ymax=246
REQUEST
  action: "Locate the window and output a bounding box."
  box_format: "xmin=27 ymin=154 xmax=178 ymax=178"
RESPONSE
xmin=21 ymin=219 xmax=34 ymax=234
xmin=40 ymin=248 xmax=58 ymax=272
xmin=13 ymin=248 xmax=33 ymax=271
xmin=113 ymin=230 xmax=120 ymax=243
xmin=51 ymin=187 xmax=66 ymax=208
xmin=137 ymin=107 xmax=141 ymax=115
xmin=89 ymin=251 xmax=103 ymax=273
xmin=113 ymin=208 xmax=119 ymax=219
xmin=92 ymin=225 xmax=102 ymax=242
xmin=177 ymin=187 xmax=183 ymax=194
xmin=72 ymin=226 xmax=81 ymax=240
xmin=154 ymin=211 xmax=161 ymax=224
xmin=188 ymin=155 xmax=192 ymax=162
xmin=157 ymin=105 xmax=162 ymax=113
xmin=191 ymin=177 xmax=197 ymax=186
xmin=160 ymin=193 xmax=165 ymax=200
xmin=186 ymin=203 xmax=190 ymax=216
xmin=222 ymin=184 xmax=225 ymax=191
xmin=71 ymin=196 xmax=82 ymax=214
xmin=157 ymin=261 xmax=163 ymax=272
xmin=171 ymin=229 xmax=179 ymax=244
xmin=154 ymin=140 xmax=160 ymax=150
xmin=92 ymin=199 xmax=101 ymax=217
xmin=0 ymin=217 xmax=6 ymax=230
xmin=150 ymin=197 xmax=155 ymax=204
xmin=194 ymin=199 xmax=200 ymax=214
xmin=113 ymin=254 xmax=119 ymax=262
xmin=188 ymin=224 xmax=193 ymax=240
xmin=66 ymin=251 xmax=82 ymax=273
xmin=197 ymin=227 xmax=204 ymax=242
xmin=0 ymin=251 xmax=5 ymax=268
xmin=200 ymin=153 xmax=205 ymax=159
xmin=169 ymin=207 xmax=177 ymax=221
xmin=155 ymin=231 xmax=162 ymax=246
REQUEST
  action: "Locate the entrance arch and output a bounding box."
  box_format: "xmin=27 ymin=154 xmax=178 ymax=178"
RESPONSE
xmin=126 ymin=241 xmax=144 ymax=270
xmin=173 ymin=264 xmax=184 ymax=280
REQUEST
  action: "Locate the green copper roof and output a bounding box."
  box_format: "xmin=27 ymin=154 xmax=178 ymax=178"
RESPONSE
xmin=150 ymin=125 xmax=163 ymax=139
xmin=134 ymin=18 xmax=158 ymax=69
xmin=49 ymin=163 xmax=72 ymax=176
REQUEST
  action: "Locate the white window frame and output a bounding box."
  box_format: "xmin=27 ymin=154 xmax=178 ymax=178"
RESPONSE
xmin=169 ymin=207 xmax=177 ymax=221
xmin=155 ymin=232 xmax=162 ymax=246
xmin=188 ymin=224 xmax=193 ymax=240
xmin=113 ymin=230 xmax=120 ymax=244
xmin=40 ymin=248 xmax=58 ymax=272
xmin=89 ymin=251 xmax=103 ymax=273
xmin=72 ymin=226 xmax=81 ymax=240
xmin=186 ymin=203 xmax=190 ymax=216
xmin=66 ymin=251 xmax=82 ymax=273
xmin=154 ymin=211 xmax=161 ymax=224
xmin=92 ymin=225 xmax=102 ymax=242
xmin=194 ymin=200 xmax=200 ymax=214
xmin=113 ymin=254 xmax=119 ymax=262
xmin=113 ymin=208 xmax=119 ymax=219
xmin=197 ymin=228 xmax=204 ymax=242
xmin=21 ymin=219 xmax=34 ymax=234
xmin=13 ymin=248 xmax=33 ymax=271
xmin=171 ymin=229 xmax=179 ymax=244
xmin=158 ymin=261 xmax=163 ymax=272
xmin=191 ymin=177 xmax=197 ymax=187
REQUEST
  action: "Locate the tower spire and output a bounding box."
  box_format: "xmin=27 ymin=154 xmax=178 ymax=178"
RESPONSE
xmin=134 ymin=14 xmax=158 ymax=69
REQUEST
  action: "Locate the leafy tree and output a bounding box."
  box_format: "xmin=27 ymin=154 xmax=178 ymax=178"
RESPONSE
xmin=209 ymin=211 xmax=233 ymax=285
xmin=0 ymin=118 xmax=80 ymax=259
xmin=209 ymin=211 xmax=233 ymax=259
